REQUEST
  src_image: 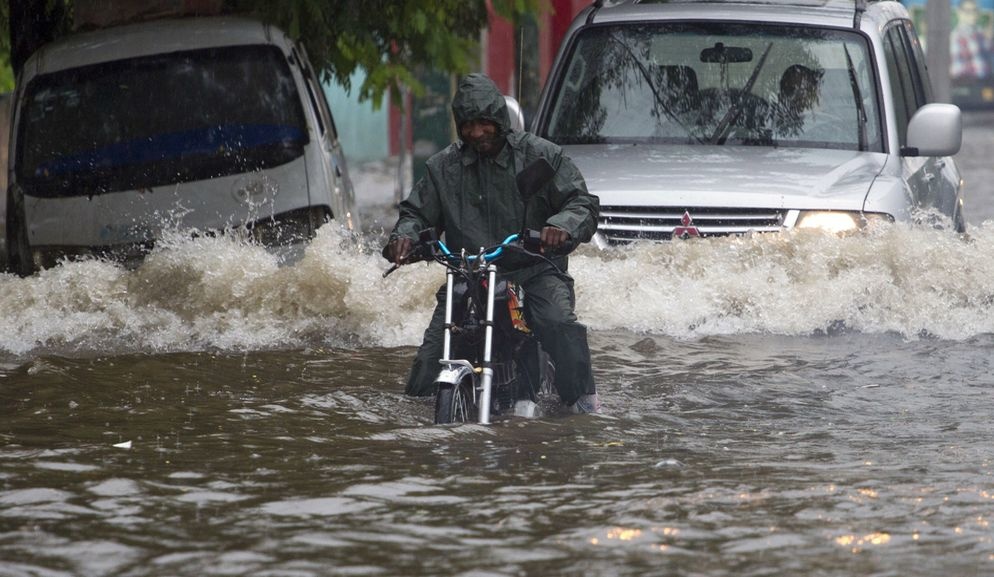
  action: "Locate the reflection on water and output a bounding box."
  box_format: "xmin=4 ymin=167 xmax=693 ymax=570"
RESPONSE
xmin=3 ymin=338 xmax=994 ymax=576
xmin=3 ymin=223 xmax=994 ymax=575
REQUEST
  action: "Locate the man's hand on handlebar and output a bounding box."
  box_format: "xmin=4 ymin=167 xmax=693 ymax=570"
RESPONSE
xmin=386 ymin=237 xmax=414 ymax=265
xmin=540 ymin=226 xmax=571 ymax=253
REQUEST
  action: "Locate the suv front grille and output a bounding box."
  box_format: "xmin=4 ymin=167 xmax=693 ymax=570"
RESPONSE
xmin=599 ymin=206 xmax=786 ymax=243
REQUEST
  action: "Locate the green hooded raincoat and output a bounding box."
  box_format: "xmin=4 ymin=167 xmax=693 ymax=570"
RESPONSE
xmin=387 ymin=73 xmax=600 ymax=404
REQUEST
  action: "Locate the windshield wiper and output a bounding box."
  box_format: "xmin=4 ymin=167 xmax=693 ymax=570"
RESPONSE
xmin=609 ymin=33 xmax=706 ymax=145
xmin=843 ymin=44 xmax=868 ymax=151
xmin=710 ymin=42 xmax=773 ymax=145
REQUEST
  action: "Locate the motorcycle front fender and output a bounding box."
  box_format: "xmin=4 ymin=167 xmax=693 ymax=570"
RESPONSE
xmin=435 ymin=359 xmax=476 ymax=388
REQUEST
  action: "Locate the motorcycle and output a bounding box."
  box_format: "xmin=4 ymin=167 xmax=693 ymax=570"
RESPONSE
xmin=384 ymin=159 xmax=560 ymax=424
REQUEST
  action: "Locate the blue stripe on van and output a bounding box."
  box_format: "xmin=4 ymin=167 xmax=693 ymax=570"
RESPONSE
xmin=34 ymin=124 xmax=306 ymax=177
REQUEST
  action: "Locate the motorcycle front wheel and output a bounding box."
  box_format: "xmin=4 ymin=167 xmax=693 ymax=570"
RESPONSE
xmin=434 ymin=378 xmax=476 ymax=424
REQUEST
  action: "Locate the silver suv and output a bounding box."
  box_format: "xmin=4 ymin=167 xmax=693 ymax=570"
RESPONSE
xmin=531 ymin=0 xmax=964 ymax=244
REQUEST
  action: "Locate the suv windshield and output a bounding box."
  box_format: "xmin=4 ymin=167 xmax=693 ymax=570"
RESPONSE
xmin=544 ymin=22 xmax=883 ymax=151
xmin=17 ymin=44 xmax=309 ymax=198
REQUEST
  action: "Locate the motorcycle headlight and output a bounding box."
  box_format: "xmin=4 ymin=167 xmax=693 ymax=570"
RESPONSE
xmin=795 ymin=211 xmax=891 ymax=234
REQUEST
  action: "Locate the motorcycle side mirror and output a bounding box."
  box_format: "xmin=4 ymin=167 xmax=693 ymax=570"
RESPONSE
xmin=516 ymin=158 xmax=556 ymax=203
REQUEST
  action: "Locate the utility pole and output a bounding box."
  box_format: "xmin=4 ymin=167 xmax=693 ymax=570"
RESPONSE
xmin=926 ymin=0 xmax=952 ymax=103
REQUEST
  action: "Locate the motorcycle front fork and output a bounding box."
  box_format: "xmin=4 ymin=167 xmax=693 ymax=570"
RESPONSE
xmin=440 ymin=264 xmax=498 ymax=425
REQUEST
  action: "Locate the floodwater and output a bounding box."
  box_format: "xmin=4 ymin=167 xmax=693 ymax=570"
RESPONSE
xmin=4 ymin=217 xmax=994 ymax=576
xmin=3 ymin=112 xmax=994 ymax=577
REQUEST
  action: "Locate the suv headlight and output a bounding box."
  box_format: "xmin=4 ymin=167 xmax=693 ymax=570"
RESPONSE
xmin=794 ymin=211 xmax=891 ymax=234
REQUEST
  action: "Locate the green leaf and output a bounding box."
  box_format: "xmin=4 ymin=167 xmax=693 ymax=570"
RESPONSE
xmin=0 ymin=0 xmax=548 ymax=106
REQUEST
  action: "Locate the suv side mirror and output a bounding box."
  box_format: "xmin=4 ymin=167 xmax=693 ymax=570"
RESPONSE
xmin=902 ymin=103 xmax=962 ymax=157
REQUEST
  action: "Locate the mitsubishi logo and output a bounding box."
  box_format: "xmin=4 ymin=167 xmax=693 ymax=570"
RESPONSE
xmin=672 ymin=210 xmax=701 ymax=239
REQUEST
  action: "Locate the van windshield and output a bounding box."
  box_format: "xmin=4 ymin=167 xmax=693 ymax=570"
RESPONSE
xmin=17 ymin=44 xmax=309 ymax=197
xmin=543 ymin=22 xmax=883 ymax=151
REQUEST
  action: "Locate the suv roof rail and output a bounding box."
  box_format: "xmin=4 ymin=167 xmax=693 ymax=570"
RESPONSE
xmin=622 ymin=0 xmax=870 ymax=9
xmin=588 ymin=0 xmax=602 ymax=24
xmin=613 ymin=0 xmax=888 ymax=22
xmin=854 ymin=0 xmax=867 ymax=29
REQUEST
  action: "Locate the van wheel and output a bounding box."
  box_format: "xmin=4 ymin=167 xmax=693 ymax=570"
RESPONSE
xmin=308 ymin=206 xmax=330 ymax=238
xmin=6 ymin=189 xmax=35 ymax=277
xmin=955 ymin=208 xmax=967 ymax=234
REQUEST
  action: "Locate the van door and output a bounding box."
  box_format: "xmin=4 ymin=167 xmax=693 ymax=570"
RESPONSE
xmin=294 ymin=45 xmax=358 ymax=233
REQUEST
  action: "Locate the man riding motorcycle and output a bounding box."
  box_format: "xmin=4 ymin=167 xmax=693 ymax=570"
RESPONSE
xmin=383 ymin=73 xmax=601 ymax=413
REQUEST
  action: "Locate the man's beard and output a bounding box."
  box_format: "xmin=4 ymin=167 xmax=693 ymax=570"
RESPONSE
xmin=468 ymin=133 xmax=504 ymax=156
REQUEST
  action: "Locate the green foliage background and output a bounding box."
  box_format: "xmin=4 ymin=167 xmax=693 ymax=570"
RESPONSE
xmin=0 ymin=4 xmax=13 ymax=92
xmin=0 ymin=0 xmax=547 ymax=102
xmin=0 ymin=53 xmax=12 ymax=93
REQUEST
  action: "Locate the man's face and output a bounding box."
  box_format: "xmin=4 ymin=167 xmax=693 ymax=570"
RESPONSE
xmin=460 ymin=119 xmax=502 ymax=156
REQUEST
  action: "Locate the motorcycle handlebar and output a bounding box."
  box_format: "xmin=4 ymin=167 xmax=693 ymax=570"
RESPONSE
xmin=383 ymin=228 xmax=561 ymax=278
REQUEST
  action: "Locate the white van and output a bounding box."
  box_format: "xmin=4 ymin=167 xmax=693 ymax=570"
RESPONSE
xmin=4 ymin=16 xmax=359 ymax=275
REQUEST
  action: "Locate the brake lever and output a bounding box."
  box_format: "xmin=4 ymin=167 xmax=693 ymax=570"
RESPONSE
xmin=382 ymin=243 xmax=433 ymax=278
xmin=522 ymin=228 xmax=543 ymax=253
xmin=510 ymin=233 xmax=566 ymax=276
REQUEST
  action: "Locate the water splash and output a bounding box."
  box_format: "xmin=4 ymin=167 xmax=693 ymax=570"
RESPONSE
xmin=574 ymin=222 xmax=994 ymax=339
xmin=4 ymin=221 xmax=994 ymax=358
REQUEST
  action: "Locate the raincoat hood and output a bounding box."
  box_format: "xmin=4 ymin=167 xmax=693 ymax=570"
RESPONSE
xmin=387 ymin=72 xmax=598 ymax=274
xmin=451 ymin=73 xmax=511 ymax=135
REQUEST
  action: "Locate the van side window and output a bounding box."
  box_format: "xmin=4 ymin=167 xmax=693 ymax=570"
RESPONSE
xmin=302 ymin=79 xmax=327 ymax=136
xmin=293 ymin=46 xmax=338 ymax=142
